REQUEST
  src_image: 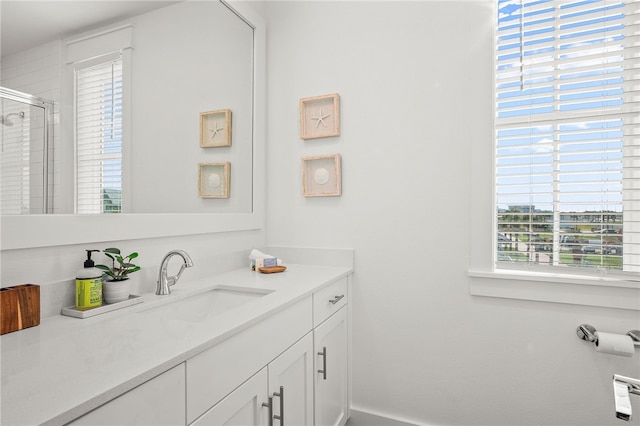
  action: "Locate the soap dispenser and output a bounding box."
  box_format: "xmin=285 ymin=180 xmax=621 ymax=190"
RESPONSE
xmin=76 ymin=249 xmax=103 ymax=310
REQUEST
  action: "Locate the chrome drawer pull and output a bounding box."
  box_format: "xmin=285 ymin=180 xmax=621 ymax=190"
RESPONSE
xmin=273 ymin=386 xmax=284 ymax=425
xmin=329 ymin=294 xmax=344 ymax=304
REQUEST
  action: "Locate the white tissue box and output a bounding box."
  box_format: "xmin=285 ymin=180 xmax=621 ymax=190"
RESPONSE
xmin=251 ymin=257 xmax=277 ymax=271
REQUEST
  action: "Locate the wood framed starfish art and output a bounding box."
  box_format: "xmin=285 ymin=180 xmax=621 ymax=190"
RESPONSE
xmin=200 ymin=109 xmax=232 ymax=147
xmin=300 ymin=94 xmax=340 ymax=140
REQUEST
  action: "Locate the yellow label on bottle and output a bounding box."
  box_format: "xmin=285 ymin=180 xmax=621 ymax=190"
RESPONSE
xmin=76 ymin=278 xmax=102 ymax=310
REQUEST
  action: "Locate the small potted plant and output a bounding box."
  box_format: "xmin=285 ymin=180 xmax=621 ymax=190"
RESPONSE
xmin=96 ymin=248 xmax=141 ymax=304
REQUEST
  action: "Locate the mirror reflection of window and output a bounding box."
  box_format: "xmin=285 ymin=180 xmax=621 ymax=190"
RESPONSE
xmin=74 ymin=55 xmax=123 ymax=214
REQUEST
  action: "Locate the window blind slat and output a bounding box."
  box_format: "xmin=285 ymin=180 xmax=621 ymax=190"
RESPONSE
xmin=75 ymin=58 xmax=123 ymax=214
xmin=495 ymin=0 xmax=639 ymax=275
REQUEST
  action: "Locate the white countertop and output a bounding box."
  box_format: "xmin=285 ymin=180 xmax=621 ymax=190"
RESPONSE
xmin=0 ymin=264 xmax=352 ymax=426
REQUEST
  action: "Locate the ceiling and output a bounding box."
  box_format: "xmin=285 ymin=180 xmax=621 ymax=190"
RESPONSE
xmin=1 ymin=1 xmax=181 ymax=58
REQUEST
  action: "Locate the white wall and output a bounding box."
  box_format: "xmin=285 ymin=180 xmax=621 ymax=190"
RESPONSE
xmin=263 ymin=2 xmax=640 ymax=425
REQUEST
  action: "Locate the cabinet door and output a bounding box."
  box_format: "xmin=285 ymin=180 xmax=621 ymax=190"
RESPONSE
xmin=193 ymin=368 xmax=268 ymax=426
xmin=268 ymin=333 xmax=314 ymax=426
xmin=314 ymin=307 xmax=348 ymax=426
xmin=69 ymin=364 xmax=185 ymax=426
xmin=187 ymin=297 xmax=312 ymax=424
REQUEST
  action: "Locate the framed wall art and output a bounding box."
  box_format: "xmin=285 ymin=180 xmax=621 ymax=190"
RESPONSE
xmin=302 ymin=154 xmax=342 ymax=197
xmin=300 ymin=93 xmax=340 ymax=140
xmin=198 ymin=162 xmax=230 ymax=198
xmin=200 ymin=109 xmax=232 ymax=147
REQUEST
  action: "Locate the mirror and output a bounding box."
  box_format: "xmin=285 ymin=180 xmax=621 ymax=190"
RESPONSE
xmin=1 ymin=0 xmax=255 ymax=215
xmin=0 ymin=1 xmax=265 ymax=249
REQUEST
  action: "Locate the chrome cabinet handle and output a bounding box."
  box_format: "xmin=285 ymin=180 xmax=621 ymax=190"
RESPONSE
xmin=329 ymin=294 xmax=344 ymax=304
xmin=318 ymin=346 xmax=327 ymax=380
xmin=262 ymin=397 xmax=273 ymax=426
xmin=273 ymin=386 xmax=284 ymax=425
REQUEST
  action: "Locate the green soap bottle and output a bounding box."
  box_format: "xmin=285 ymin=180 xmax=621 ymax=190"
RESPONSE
xmin=76 ymin=249 xmax=103 ymax=310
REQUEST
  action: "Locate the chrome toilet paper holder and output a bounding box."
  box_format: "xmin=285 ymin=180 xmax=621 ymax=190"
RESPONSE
xmin=577 ymin=324 xmax=640 ymax=348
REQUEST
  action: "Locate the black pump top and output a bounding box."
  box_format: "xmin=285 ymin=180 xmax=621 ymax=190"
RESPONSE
xmin=84 ymin=249 xmax=99 ymax=268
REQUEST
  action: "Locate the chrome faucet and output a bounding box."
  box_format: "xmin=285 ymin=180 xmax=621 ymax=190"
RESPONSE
xmin=613 ymin=374 xmax=640 ymax=421
xmin=156 ymin=250 xmax=194 ymax=295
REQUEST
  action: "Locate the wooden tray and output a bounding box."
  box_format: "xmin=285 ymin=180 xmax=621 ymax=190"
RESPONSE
xmin=258 ymin=266 xmax=287 ymax=274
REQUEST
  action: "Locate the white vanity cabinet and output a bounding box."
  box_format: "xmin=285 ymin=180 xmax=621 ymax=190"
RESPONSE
xmin=313 ymin=277 xmax=349 ymax=426
xmin=186 ymin=296 xmax=313 ymax=424
xmin=314 ymin=307 xmax=348 ymax=426
xmin=267 ymin=332 xmax=315 ymax=425
xmin=68 ymin=363 xmax=186 ymax=426
xmin=191 ymin=367 xmax=269 ymax=425
xmin=193 ymin=333 xmax=314 ymax=426
xmin=1 ymin=264 xmax=353 ymax=426
xmin=189 ymin=276 xmax=350 ymax=426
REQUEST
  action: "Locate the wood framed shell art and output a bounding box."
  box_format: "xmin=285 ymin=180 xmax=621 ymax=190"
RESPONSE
xmin=200 ymin=109 xmax=232 ymax=147
xmin=198 ymin=162 xmax=230 ymax=198
xmin=302 ymin=154 xmax=341 ymax=197
xmin=300 ymin=93 xmax=340 ymax=140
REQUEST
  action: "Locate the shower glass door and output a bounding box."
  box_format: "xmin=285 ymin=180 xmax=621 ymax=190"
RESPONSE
xmin=0 ymin=88 xmax=52 ymax=214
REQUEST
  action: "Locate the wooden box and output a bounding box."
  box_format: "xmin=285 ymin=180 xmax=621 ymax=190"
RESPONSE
xmin=0 ymin=284 xmax=40 ymax=335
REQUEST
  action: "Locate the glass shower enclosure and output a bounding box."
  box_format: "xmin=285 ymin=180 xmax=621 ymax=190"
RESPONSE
xmin=0 ymin=87 xmax=53 ymax=214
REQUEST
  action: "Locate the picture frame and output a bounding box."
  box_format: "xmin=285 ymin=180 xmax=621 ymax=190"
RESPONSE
xmin=198 ymin=162 xmax=230 ymax=198
xmin=302 ymin=154 xmax=341 ymax=197
xmin=200 ymin=109 xmax=232 ymax=147
xmin=300 ymin=93 xmax=340 ymax=140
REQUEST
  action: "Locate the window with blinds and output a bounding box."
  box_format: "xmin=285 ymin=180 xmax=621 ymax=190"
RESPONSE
xmin=495 ymin=0 xmax=640 ymax=276
xmin=75 ymin=57 xmax=123 ymax=214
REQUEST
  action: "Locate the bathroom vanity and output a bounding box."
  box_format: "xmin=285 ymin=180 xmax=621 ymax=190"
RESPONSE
xmin=0 ymin=264 xmax=352 ymax=426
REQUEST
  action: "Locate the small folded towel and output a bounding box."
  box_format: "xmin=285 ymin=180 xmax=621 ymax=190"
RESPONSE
xmin=248 ymin=249 xmax=283 ymax=268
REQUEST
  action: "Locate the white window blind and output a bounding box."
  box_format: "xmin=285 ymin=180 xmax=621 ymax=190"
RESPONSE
xmin=495 ymin=0 xmax=640 ymax=276
xmin=75 ymin=56 xmax=122 ymax=214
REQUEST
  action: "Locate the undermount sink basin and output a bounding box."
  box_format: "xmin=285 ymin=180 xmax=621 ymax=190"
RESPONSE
xmin=142 ymin=287 xmax=271 ymax=322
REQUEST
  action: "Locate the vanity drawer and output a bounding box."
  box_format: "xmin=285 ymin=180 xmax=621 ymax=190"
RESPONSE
xmin=313 ymin=276 xmax=348 ymax=326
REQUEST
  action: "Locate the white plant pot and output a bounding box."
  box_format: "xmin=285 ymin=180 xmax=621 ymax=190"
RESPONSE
xmin=103 ymin=279 xmax=131 ymax=304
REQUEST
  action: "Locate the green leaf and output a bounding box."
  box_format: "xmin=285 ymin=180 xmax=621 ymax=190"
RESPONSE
xmin=99 ymin=248 xmax=140 ymax=278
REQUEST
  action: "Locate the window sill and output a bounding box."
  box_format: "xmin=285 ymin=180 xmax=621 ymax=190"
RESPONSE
xmin=468 ymin=270 xmax=640 ymax=311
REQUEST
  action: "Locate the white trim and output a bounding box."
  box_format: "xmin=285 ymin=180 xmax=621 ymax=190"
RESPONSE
xmin=65 ymin=25 xmax=133 ymax=64
xmin=470 ymin=0 xmax=640 ymax=310
xmin=1 ymin=213 xmax=262 ymax=249
xmin=469 ymin=270 xmax=640 ymax=311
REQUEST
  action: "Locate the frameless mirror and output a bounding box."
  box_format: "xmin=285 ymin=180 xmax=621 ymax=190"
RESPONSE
xmin=1 ymin=0 xmax=254 ymax=215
